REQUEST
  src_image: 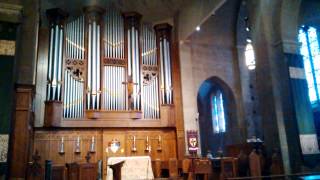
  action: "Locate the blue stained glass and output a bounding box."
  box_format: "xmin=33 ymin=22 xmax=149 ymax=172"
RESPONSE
xmin=299 ymin=26 xmax=320 ymax=105
xmin=211 ymin=90 xmax=226 ymax=134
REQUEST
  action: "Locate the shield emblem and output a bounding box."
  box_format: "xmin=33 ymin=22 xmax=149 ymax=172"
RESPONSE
xmin=109 ymin=139 xmax=120 ymax=153
xmin=189 ymin=137 xmax=197 ymax=147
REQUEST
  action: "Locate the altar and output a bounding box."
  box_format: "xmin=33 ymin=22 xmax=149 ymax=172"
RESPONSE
xmin=107 ymin=156 xmax=154 ymax=180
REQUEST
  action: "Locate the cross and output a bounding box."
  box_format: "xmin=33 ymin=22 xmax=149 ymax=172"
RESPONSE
xmin=123 ymin=76 xmax=139 ymax=110
xmin=85 ymin=151 xmax=91 ymax=163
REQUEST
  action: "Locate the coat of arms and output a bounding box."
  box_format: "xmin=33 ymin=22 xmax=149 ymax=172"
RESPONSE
xmin=108 ymin=139 xmax=121 ymax=153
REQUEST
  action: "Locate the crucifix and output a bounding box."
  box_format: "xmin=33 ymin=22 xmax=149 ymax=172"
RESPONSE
xmin=122 ymin=76 xmax=139 ymax=110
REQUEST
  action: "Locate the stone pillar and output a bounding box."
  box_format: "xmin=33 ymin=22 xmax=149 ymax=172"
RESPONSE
xmin=284 ymin=39 xmax=320 ymax=167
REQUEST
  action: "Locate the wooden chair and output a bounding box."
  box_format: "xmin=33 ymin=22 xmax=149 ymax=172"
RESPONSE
xmin=168 ymin=158 xmax=179 ymax=179
xmin=220 ymin=157 xmax=238 ymax=180
xmin=79 ymin=163 xmax=98 ymax=180
xmin=182 ymin=158 xmax=191 ymax=180
xmin=52 ymin=165 xmax=66 ymax=180
xmin=66 ymin=163 xmax=79 ymax=180
xmin=249 ymin=150 xmax=263 ymax=180
xmin=66 ymin=162 xmax=98 ymax=180
xmin=152 ymin=159 xmax=162 ymax=178
xmin=193 ymin=159 xmax=212 ymax=180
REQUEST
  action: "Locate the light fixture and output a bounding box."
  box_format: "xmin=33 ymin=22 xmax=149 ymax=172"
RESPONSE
xmin=196 ymin=26 xmax=200 ymax=31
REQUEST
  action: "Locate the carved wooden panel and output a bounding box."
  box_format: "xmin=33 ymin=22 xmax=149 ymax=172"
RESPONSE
xmin=10 ymin=86 xmax=34 ymax=179
xmin=33 ymin=128 xmax=177 ymax=178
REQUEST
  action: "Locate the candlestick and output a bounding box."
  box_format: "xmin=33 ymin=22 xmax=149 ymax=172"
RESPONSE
xmin=75 ymin=136 xmax=81 ymax=153
xmin=131 ymin=135 xmax=137 ymax=152
xmin=90 ymin=136 xmax=95 ymax=153
xmin=59 ymin=137 xmax=65 ymax=154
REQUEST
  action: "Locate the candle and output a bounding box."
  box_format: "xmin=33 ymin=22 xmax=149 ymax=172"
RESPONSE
xmin=61 ymin=137 xmax=64 ymax=143
xmin=92 ymin=136 xmax=95 ymax=143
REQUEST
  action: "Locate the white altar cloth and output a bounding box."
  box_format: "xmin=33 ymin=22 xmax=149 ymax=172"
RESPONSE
xmin=107 ymin=156 xmax=154 ymax=180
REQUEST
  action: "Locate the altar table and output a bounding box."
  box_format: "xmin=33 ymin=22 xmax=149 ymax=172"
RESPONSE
xmin=107 ymin=156 xmax=154 ymax=180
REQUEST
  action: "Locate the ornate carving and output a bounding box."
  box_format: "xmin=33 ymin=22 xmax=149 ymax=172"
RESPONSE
xmin=0 ymin=134 xmax=8 ymax=162
xmin=65 ymin=59 xmax=85 ymax=80
xmin=103 ymin=58 xmax=126 ymax=66
xmin=0 ymin=40 xmax=15 ymax=56
xmin=142 ymin=71 xmax=157 ymax=85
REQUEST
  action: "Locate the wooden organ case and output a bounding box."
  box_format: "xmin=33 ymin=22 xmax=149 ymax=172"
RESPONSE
xmin=34 ymin=6 xmax=185 ymax=178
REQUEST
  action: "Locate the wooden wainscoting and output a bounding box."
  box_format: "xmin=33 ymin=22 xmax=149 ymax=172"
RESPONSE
xmin=33 ymin=128 xmax=177 ymax=177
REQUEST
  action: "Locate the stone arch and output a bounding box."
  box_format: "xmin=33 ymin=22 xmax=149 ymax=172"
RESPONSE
xmin=197 ymin=76 xmax=240 ymax=156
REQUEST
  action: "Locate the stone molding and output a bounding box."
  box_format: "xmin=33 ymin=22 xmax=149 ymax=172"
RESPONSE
xmin=273 ymin=40 xmax=301 ymax=55
xmin=0 ymin=2 xmax=22 ymax=23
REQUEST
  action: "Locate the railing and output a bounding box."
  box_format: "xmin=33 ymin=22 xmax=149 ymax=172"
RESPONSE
xmin=227 ymin=172 xmax=320 ymax=180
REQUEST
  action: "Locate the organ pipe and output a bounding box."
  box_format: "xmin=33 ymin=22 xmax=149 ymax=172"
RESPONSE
xmin=124 ymin=12 xmax=142 ymax=110
xmin=85 ymin=7 xmax=104 ymax=110
xmin=46 ymin=8 xmax=68 ymax=101
xmin=141 ymin=24 xmax=160 ymax=119
xmin=155 ymin=24 xmax=173 ymax=105
xmin=46 ymin=7 xmax=176 ymax=121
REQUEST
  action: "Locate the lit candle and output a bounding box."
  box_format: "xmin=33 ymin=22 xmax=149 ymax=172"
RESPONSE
xmin=61 ymin=137 xmax=64 ymax=143
xmin=92 ymin=136 xmax=95 ymax=143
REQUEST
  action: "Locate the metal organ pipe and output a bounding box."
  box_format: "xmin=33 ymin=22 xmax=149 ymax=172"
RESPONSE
xmin=141 ymin=25 xmax=160 ymax=119
xmin=155 ymin=24 xmax=173 ymax=105
xmin=62 ymin=16 xmax=85 ymax=118
xmin=101 ymin=9 xmax=126 ymax=111
xmin=46 ymin=9 xmax=67 ymax=101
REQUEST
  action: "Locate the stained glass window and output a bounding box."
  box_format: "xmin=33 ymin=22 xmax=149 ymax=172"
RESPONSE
xmin=298 ymin=26 xmax=320 ymax=106
xmin=245 ymin=39 xmax=256 ymax=70
xmin=211 ymin=90 xmax=226 ymax=133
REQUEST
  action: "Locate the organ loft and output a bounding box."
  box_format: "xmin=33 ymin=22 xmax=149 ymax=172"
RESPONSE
xmin=1 ymin=0 xmax=320 ymax=179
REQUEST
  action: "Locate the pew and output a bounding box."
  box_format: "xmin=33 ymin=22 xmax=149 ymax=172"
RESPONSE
xmin=193 ymin=158 xmax=212 ymax=180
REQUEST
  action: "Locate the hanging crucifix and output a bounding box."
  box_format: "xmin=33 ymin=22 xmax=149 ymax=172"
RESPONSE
xmin=123 ymin=76 xmax=139 ymax=110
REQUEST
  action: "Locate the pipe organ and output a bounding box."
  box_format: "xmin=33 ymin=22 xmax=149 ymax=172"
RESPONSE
xmin=63 ymin=16 xmax=85 ymax=118
xmin=141 ymin=24 xmax=160 ymax=119
xmin=46 ymin=9 xmax=68 ymax=101
xmin=124 ymin=13 xmax=142 ymax=111
xmin=102 ymin=9 xmax=126 ymax=111
xmin=45 ymin=7 xmax=174 ymax=121
xmin=155 ymin=24 xmax=173 ymax=105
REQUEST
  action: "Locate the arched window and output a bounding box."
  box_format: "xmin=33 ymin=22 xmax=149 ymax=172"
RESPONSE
xmin=298 ymin=26 xmax=320 ymax=106
xmin=245 ymin=39 xmax=256 ymax=70
xmin=211 ymin=90 xmax=226 ymax=133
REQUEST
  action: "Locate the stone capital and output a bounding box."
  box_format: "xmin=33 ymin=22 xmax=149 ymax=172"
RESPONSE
xmin=273 ymin=39 xmax=301 ymax=55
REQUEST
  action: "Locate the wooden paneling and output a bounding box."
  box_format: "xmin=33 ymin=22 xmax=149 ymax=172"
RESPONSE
xmin=33 ymin=128 xmax=177 ymax=178
xmin=10 ymin=85 xmax=34 ymax=178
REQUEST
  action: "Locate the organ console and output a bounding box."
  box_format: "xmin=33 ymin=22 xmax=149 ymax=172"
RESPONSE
xmin=44 ymin=6 xmax=175 ymax=123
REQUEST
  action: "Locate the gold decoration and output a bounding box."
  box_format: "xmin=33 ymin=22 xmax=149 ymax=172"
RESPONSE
xmin=0 ymin=40 xmax=15 ymax=56
xmin=0 ymin=134 xmax=9 ymax=162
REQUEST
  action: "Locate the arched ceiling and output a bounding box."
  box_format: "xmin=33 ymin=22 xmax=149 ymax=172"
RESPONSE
xmin=41 ymin=0 xmax=193 ymax=23
xmin=186 ymin=0 xmax=240 ymax=47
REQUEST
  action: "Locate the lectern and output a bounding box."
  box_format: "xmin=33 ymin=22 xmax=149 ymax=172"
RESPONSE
xmin=108 ymin=160 xmax=125 ymax=180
